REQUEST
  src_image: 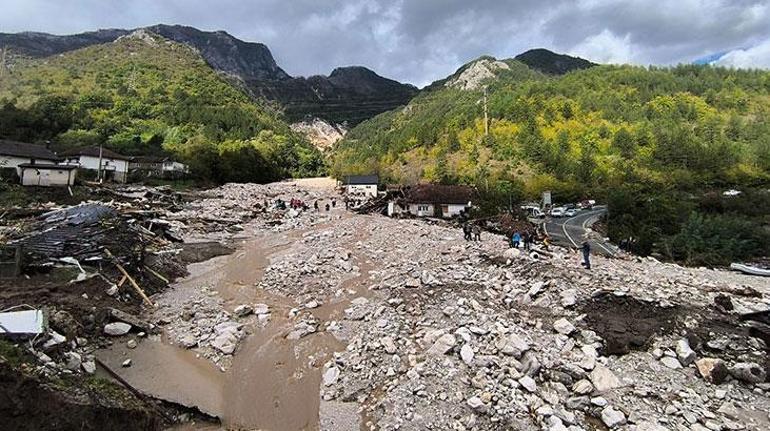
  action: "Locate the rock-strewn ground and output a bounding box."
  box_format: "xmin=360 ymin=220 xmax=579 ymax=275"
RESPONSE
xmin=146 ymin=180 xmax=770 ymax=430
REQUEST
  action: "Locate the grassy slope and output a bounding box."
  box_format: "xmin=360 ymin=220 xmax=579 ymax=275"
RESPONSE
xmin=0 ymin=32 xmax=324 ymax=181
xmin=333 ymin=60 xmax=770 ymax=195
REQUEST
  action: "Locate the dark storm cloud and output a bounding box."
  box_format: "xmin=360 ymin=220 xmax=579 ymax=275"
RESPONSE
xmin=2 ymin=1 xmax=769 ymax=86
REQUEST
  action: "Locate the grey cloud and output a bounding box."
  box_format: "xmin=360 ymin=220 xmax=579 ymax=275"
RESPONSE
xmin=1 ymin=0 xmax=769 ymax=86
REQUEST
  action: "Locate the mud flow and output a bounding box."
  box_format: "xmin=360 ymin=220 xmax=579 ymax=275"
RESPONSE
xmin=581 ymin=292 xmax=678 ymax=355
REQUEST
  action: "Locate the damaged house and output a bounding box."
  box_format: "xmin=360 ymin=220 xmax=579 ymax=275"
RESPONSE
xmin=61 ymin=146 xmax=130 ymax=183
xmin=388 ymin=184 xmax=475 ymax=218
xmin=129 ymin=156 xmax=189 ymax=179
xmin=0 ymin=139 xmax=77 ymax=187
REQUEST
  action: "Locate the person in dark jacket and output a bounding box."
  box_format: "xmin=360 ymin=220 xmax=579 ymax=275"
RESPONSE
xmin=581 ymin=240 xmax=591 ymax=269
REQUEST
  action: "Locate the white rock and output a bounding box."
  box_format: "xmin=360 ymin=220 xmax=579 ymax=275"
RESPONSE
xmin=572 ymin=379 xmax=594 ymax=395
xmin=122 ymin=359 xmax=132 ymax=367
xmin=730 ymin=362 xmax=766 ymax=383
xmin=676 ymin=338 xmax=696 ymax=365
xmin=497 ymin=332 xmax=530 ymax=358
xmin=305 ymin=300 xmax=320 ymax=309
xmin=381 ymin=336 xmax=398 ymax=354
xmin=43 ymin=331 xmax=67 ymax=348
xmin=560 ymin=289 xmax=577 ymax=307
xmin=211 ymin=332 xmax=238 ymax=354
xmin=253 ymin=303 xmax=270 ymax=315
xmin=553 ymin=318 xmax=575 ymax=335
xmin=179 ymin=334 xmax=198 ymax=348
xmin=323 ymin=366 xmax=340 ymax=386
xmin=590 ymin=365 xmax=622 ymax=392
xmin=460 ymin=344 xmax=475 ymax=365
xmin=601 ymin=406 xmax=626 ymax=427
xmin=63 ymin=352 xmax=82 ymax=371
xmin=126 ymin=339 xmax=137 ymax=349
xmin=427 ymin=334 xmax=456 ymax=355
xmin=519 ymin=375 xmax=537 ymax=392
xmin=660 ymin=356 xmax=682 ymax=369
xmin=467 ymin=396 xmax=485 ymax=411
xmin=103 ymin=322 xmax=132 ymax=336
xmin=82 ymin=360 xmax=96 ymax=374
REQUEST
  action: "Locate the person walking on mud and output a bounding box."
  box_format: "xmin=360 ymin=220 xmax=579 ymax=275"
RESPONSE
xmin=581 ymin=240 xmax=591 ymax=269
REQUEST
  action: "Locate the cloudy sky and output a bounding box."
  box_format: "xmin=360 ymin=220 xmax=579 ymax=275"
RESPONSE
xmin=2 ymin=0 xmax=769 ymax=86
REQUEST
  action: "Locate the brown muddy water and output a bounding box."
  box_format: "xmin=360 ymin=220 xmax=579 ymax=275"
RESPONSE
xmin=98 ymin=222 xmax=371 ymax=430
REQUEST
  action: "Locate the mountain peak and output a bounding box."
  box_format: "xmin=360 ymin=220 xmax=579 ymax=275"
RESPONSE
xmin=514 ymin=48 xmax=596 ymax=74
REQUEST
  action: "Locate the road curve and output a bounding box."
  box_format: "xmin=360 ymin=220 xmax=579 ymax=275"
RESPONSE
xmin=543 ymin=206 xmax=617 ymax=257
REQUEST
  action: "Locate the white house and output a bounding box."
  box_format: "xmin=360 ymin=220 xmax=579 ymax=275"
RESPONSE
xmin=388 ymin=184 xmax=475 ymax=218
xmin=0 ymin=139 xmax=61 ymax=175
xmin=129 ymin=156 xmax=189 ymax=179
xmin=18 ymin=163 xmax=77 ymax=187
xmin=343 ymin=174 xmax=379 ymax=197
xmin=61 ymin=146 xmax=130 ymax=183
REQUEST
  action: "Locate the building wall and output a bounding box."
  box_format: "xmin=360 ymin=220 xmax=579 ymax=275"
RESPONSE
xmin=66 ymin=155 xmax=128 ymax=182
xmin=346 ymin=184 xmax=377 ymax=197
xmin=20 ymin=167 xmax=76 ymax=186
xmin=404 ymin=202 xmax=470 ymax=218
xmin=1 ymin=155 xmax=58 ymax=175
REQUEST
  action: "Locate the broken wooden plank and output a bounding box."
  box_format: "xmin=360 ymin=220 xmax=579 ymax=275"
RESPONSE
xmin=104 ymin=249 xmax=154 ymax=308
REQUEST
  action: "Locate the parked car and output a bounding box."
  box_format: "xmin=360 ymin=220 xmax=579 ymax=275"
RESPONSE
xmin=521 ymin=205 xmax=545 ymax=218
xmin=550 ymin=207 xmax=566 ymax=217
xmin=565 ymin=208 xmax=579 ymax=217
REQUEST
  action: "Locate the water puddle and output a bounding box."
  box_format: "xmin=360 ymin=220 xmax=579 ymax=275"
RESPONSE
xmin=97 ymin=335 xmax=226 ymax=417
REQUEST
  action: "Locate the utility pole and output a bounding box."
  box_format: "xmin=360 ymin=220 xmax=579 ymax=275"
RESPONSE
xmin=97 ymin=144 xmax=104 ymax=183
xmin=483 ymin=87 xmax=489 ymax=137
xmin=0 ymin=46 xmax=7 ymax=78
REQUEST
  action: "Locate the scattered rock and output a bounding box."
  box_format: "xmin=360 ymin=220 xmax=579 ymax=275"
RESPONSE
xmin=590 ymin=365 xmax=622 ymax=392
xmin=427 ymin=333 xmax=456 ymax=355
xmin=519 ymin=375 xmax=537 ymax=392
xmin=675 ymin=338 xmax=696 ymax=365
xmin=601 ymin=406 xmax=627 ymax=427
xmin=730 ymin=362 xmax=766 ymax=384
xmin=696 ymin=358 xmax=729 ymax=384
xmin=460 ymin=344 xmax=475 ymax=365
xmin=323 ymin=366 xmax=340 ymax=386
xmin=553 ymin=318 xmax=576 ymax=335
xmin=122 ymin=359 xmax=132 ymax=367
xmin=103 ymin=322 xmax=132 ymax=336
xmin=233 ymin=304 xmax=253 ymax=317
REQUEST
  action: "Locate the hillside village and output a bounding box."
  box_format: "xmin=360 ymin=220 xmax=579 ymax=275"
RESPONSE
xmin=0 ymin=11 xmax=769 ymax=431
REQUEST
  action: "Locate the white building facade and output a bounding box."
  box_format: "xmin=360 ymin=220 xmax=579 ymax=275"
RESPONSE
xmin=343 ymin=174 xmax=379 ymax=197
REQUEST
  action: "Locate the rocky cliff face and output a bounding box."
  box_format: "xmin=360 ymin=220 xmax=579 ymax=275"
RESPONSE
xmin=0 ymin=25 xmax=416 ymax=125
xmin=247 ymin=66 xmax=418 ymax=125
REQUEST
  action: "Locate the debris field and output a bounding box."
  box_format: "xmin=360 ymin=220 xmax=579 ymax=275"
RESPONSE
xmin=1 ymin=179 xmax=770 ymax=431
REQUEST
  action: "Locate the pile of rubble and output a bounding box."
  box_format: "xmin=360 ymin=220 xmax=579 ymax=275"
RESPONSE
xmin=190 ymin=199 xmax=769 ymax=430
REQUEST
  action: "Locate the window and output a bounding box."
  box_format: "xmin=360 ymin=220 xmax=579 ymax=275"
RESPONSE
xmin=418 ymin=205 xmax=429 ymax=211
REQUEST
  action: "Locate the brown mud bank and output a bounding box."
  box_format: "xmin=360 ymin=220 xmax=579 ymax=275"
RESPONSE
xmin=0 ymin=359 xmax=160 ymax=431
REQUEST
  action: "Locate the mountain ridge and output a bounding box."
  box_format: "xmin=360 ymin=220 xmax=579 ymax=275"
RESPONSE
xmin=0 ymin=24 xmax=417 ymax=125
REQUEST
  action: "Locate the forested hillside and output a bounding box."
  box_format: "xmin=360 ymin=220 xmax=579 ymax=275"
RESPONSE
xmin=0 ymin=31 xmax=325 ymax=183
xmin=333 ymin=57 xmax=770 ymax=265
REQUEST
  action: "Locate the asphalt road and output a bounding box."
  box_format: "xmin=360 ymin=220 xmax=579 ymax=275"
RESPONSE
xmin=542 ymin=206 xmax=618 ymax=257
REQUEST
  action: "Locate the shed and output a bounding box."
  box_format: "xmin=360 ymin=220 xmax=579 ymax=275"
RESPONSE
xmin=18 ymin=163 xmax=78 ymax=187
xmin=343 ymin=174 xmax=379 ymax=197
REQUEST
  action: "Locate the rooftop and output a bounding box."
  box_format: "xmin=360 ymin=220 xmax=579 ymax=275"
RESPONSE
xmin=60 ymin=146 xmax=130 ymax=160
xmin=343 ymin=174 xmax=379 ymax=185
xmin=403 ymin=184 xmax=476 ymax=205
xmin=0 ymin=139 xmax=60 ymax=161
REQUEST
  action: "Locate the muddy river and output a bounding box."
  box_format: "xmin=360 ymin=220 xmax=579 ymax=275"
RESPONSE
xmin=98 ymin=219 xmax=370 ymax=430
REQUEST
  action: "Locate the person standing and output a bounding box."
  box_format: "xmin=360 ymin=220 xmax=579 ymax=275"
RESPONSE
xmin=581 ymin=240 xmax=591 ymax=269
xmin=314 ymin=201 xmax=319 ymax=211
xmin=523 ymin=231 xmax=531 ymax=250
xmin=462 ymin=223 xmax=471 ymax=241
xmin=472 ymin=225 xmax=481 ymax=241
xmin=512 ymin=231 xmax=521 ymax=249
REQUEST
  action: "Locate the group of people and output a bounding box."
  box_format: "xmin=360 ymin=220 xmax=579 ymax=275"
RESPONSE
xmin=313 ymin=199 xmax=337 ymax=212
xmin=462 ymin=222 xmax=482 ymax=241
xmin=509 ymin=230 xmax=537 ymax=250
